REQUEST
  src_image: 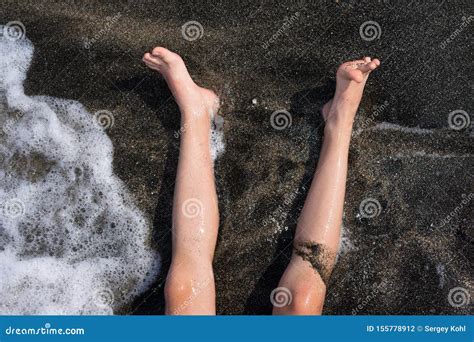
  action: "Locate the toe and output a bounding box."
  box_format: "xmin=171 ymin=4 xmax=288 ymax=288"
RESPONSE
xmin=363 ymin=56 xmax=371 ymax=63
xmin=368 ymin=61 xmax=378 ymax=70
xmin=372 ymin=58 xmax=381 ymax=66
xmin=143 ymin=52 xmax=153 ymax=61
xmin=143 ymin=60 xmax=160 ymax=71
xmin=357 ymin=61 xmax=376 ymax=73
xmin=143 ymin=52 xmax=154 ymax=61
xmin=143 ymin=52 xmax=162 ymax=65
xmin=151 ymin=47 xmax=182 ymax=65
xmin=152 ymin=47 xmax=168 ymax=58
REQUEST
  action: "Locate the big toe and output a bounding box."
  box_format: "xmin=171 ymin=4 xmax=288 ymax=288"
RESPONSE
xmin=151 ymin=47 xmax=182 ymax=65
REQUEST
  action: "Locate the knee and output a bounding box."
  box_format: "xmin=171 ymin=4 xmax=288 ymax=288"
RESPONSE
xmin=275 ymin=282 xmax=325 ymax=315
xmin=292 ymin=284 xmax=324 ymax=315
xmin=164 ymin=262 xmax=214 ymax=314
xmin=164 ymin=271 xmax=193 ymax=307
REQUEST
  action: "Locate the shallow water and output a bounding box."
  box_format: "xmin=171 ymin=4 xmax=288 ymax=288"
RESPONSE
xmin=0 ymin=36 xmax=160 ymax=314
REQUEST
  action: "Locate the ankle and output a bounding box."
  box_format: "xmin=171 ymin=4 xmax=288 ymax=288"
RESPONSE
xmin=179 ymin=115 xmax=211 ymax=143
xmin=325 ymin=108 xmax=355 ymax=131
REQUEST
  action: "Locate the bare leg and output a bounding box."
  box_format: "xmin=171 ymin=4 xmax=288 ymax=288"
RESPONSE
xmin=143 ymin=48 xmax=219 ymax=315
xmin=273 ymin=57 xmax=380 ymax=315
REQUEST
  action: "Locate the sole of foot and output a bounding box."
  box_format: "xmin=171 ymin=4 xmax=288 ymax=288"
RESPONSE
xmin=143 ymin=47 xmax=219 ymax=121
xmin=322 ymin=57 xmax=380 ymax=121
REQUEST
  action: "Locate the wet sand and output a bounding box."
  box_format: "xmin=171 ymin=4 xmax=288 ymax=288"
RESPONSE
xmin=1 ymin=0 xmax=472 ymax=314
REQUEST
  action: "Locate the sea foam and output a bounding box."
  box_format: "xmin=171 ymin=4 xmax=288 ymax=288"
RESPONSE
xmin=0 ymin=35 xmax=160 ymax=314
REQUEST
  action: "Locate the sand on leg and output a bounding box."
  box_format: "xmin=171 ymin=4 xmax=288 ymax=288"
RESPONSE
xmin=273 ymin=57 xmax=380 ymax=315
xmin=143 ymin=48 xmax=220 ymax=315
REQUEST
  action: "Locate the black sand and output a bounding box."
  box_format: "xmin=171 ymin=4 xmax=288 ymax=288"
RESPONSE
xmin=1 ymin=0 xmax=472 ymax=315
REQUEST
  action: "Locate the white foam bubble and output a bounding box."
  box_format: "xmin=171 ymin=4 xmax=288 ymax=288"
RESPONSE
xmin=210 ymin=114 xmax=225 ymax=160
xmin=0 ymin=35 xmax=160 ymax=315
xmin=436 ymin=263 xmax=446 ymax=289
xmin=393 ymin=151 xmax=472 ymax=159
xmin=337 ymin=224 xmax=355 ymax=260
xmin=370 ymin=122 xmax=434 ymax=135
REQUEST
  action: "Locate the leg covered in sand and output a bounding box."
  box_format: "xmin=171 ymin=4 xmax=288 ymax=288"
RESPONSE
xmin=273 ymin=57 xmax=380 ymax=315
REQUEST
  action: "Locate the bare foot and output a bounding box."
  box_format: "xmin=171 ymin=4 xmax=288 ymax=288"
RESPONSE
xmin=322 ymin=57 xmax=380 ymax=123
xmin=142 ymin=47 xmax=219 ymax=122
